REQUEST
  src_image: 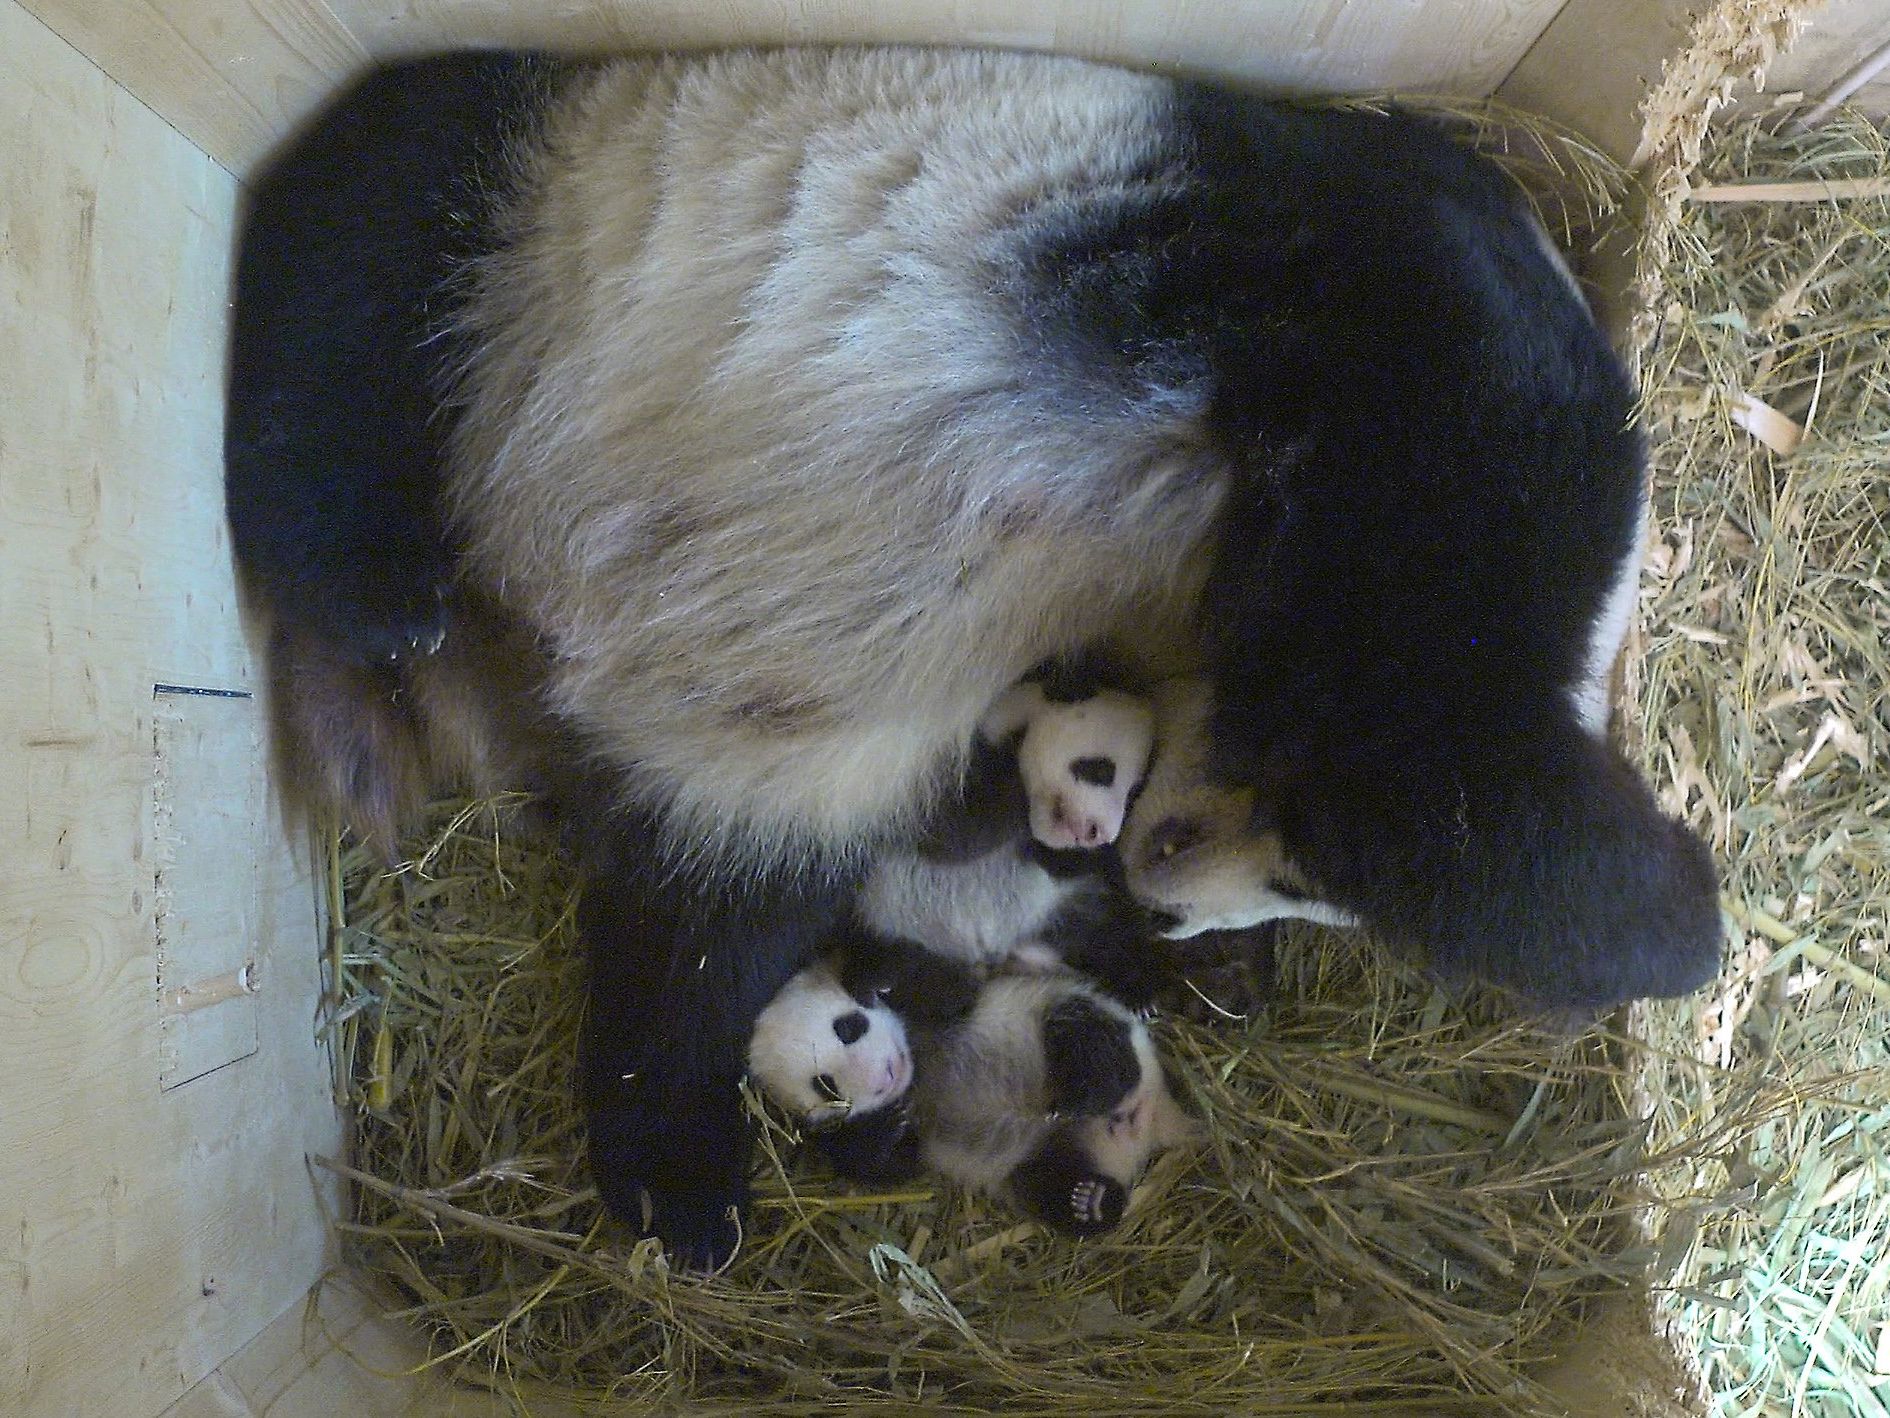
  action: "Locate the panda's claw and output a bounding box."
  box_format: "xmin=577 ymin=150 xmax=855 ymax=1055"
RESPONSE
xmin=1070 ymin=1176 xmax=1124 ymax=1230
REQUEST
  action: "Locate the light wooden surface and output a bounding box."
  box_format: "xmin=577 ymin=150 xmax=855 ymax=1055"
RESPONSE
xmin=1499 ymin=0 xmax=1717 ymax=164
xmin=19 ymin=0 xmax=1575 ymax=179
xmin=1766 ymin=0 xmax=1890 ymax=115
xmin=155 ymin=690 xmax=264 ymax=1089
xmin=155 ymin=1275 xmax=573 ymax=1418
xmin=0 ymin=4 xmax=338 ymax=1415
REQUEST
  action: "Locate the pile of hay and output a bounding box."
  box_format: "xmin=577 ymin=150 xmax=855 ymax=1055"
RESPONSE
xmin=327 ymin=797 xmax=1668 ymax=1415
xmin=314 ymin=100 xmax=1890 ymax=1417
xmin=1633 ymin=108 xmax=1890 ymax=1415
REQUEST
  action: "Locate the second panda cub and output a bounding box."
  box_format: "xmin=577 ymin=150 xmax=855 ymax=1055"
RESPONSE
xmin=859 ymin=662 xmax=1159 ymax=988
xmin=748 ymin=938 xmax=1198 ymax=1235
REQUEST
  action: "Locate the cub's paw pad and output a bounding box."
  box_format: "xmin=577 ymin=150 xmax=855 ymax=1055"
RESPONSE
xmin=1070 ymin=1176 xmax=1126 ymax=1232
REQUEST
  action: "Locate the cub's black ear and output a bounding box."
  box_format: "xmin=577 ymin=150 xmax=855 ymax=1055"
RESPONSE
xmin=814 ymin=1106 xmax=923 ymax=1186
xmin=1011 ymin=1130 xmax=1127 ymax=1237
xmin=1042 ymin=996 xmax=1141 ymax=1118
xmin=1029 ymin=649 xmax=1126 ymax=704
xmin=1280 ymin=725 xmax=1724 ymax=1011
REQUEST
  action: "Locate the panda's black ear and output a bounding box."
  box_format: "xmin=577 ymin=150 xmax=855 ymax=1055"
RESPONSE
xmin=1030 ymin=649 xmax=1124 ymax=703
xmin=1277 ymin=723 xmax=1724 ymax=1010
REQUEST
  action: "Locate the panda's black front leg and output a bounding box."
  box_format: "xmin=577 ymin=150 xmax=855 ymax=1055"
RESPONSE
xmin=813 ymin=1105 xmax=924 ymax=1185
xmin=1041 ymin=995 xmax=1142 ymax=1120
xmin=833 ymin=930 xmax=981 ymax=1029
xmin=577 ymin=825 xmax=854 ymax=1269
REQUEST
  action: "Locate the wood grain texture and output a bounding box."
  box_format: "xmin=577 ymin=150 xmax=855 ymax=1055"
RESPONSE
xmin=1498 ymin=0 xmax=1718 ymax=163
xmin=156 ymin=1275 xmax=581 ymax=1418
xmin=22 ymin=0 xmax=1573 ymax=178
xmin=154 ymin=691 xmax=263 ymax=1089
xmin=0 ymin=6 xmax=338 ymax=1415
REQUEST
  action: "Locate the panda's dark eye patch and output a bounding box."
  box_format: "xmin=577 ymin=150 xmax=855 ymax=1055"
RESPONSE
xmin=813 ymin=1073 xmax=843 ymax=1102
xmin=1070 ymin=755 xmax=1116 ymax=788
xmin=833 ymin=1010 xmax=869 ymax=1046
xmin=1149 ymin=816 xmax=1205 ymax=861
xmin=1271 ymin=882 xmax=1309 ymax=902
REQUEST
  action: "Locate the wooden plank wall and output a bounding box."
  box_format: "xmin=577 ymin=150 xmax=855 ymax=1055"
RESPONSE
xmin=19 ymin=0 xmax=1575 ymax=179
xmin=1766 ymin=2 xmax=1890 ymax=115
xmin=0 ymin=5 xmax=337 ymax=1415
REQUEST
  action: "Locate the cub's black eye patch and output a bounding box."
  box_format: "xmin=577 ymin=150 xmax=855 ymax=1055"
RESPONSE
xmin=1149 ymin=817 xmax=1206 ymax=861
xmin=1070 ymin=755 xmax=1116 ymax=788
xmin=813 ymin=1073 xmax=843 ymax=1102
xmin=1271 ymin=882 xmax=1309 ymax=902
xmin=833 ymin=1010 xmax=869 ymax=1046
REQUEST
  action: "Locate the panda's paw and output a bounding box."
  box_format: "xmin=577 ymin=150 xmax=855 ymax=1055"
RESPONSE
xmin=359 ymin=588 xmax=450 ymax=664
xmin=303 ymin=563 xmax=451 ymax=665
xmin=641 ymin=1182 xmax=748 ymax=1274
xmin=1069 ymin=1175 xmax=1126 ymax=1233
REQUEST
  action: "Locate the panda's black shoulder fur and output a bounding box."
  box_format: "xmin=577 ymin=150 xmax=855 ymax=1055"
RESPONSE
xmin=1014 ymin=91 xmax=1720 ymax=1007
xmin=225 ymin=51 xmax=568 ymax=659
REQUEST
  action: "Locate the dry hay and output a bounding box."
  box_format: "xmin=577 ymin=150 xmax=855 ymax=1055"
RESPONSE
xmin=326 ymin=797 xmax=1679 ymax=1416
xmin=1633 ymin=108 xmax=1890 ymax=1416
xmin=311 ymin=109 xmax=1749 ymax=1416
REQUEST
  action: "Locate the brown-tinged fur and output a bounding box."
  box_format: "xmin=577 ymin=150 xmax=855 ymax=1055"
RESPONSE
xmin=269 ymin=593 xmax=566 ymax=857
xmin=1120 ymin=677 xmax=1358 ymax=936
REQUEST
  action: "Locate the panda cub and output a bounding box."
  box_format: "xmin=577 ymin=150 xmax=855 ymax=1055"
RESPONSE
xmin=857 ymin=662 xmax=1159 ymax=989
xmin=747 ymin=673 xmax=1190 ymax=1234
xmin=748 ymin=939 xmax=1198 ymax=1236
xmin=979 ymin=677 xmax=1156 ymax=852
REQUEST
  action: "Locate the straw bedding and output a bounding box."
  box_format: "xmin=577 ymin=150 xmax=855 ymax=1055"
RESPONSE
xmin=316 ymin=98 xmax=1889 ymax=1417
xmin=1633 ymin=108 xmax=1890 ymax=1417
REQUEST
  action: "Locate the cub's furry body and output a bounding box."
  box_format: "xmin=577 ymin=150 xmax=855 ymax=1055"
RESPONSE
xmin=227 ymin=46 xmax=1720 ymax=1265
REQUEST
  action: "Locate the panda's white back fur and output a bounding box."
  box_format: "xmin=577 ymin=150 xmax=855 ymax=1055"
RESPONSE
xmin=446 ymin=48 xmax=1219 ymax=871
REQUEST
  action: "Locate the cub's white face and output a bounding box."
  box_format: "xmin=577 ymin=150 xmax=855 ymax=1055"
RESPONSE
xmin=748 ymin=962 xmax=913 ymax=1127
xmin=985 ymin=683 xmax=1156 ymax=851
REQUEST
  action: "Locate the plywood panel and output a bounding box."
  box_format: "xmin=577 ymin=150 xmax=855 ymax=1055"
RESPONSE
xmin=21 ymin=0 xmax=1573 ymax=179
xmin=158 ymin=1275 xmax=585 ymax=1418
xmin=154 ymin=688 xmax=264 ymax=1090
xmin=1499 ymin=0 xmax=1718 ymax=164
xmin=13 ymin=0 xmax=364 ymax=179
xmin=1765 ymin=0 xmax=1890 ymax=116
xmin=0 ymin=4 xmax=339 ymax=1415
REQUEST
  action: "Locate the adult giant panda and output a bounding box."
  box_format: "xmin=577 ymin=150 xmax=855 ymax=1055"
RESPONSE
xmin=226 ymin=47 xmax=1722 ymax=1266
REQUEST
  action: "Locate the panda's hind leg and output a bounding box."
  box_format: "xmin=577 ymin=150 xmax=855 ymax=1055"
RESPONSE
xmin=1042 ymin=993 xmax=1141 ymax=1119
